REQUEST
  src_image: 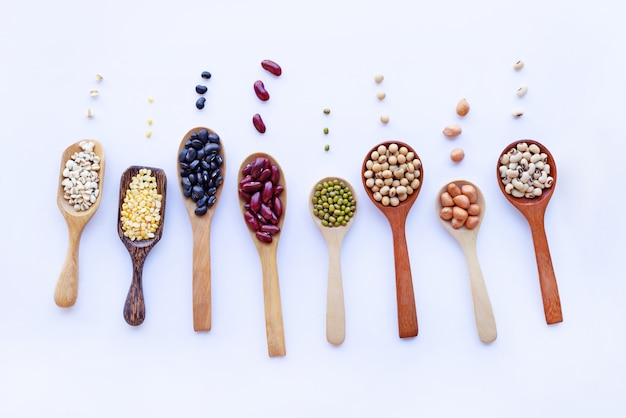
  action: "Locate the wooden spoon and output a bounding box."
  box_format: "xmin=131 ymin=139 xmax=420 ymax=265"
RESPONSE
xmin=496 ymin=139 xmax=562 ymax=324
xmin=117 ymin=166 xmax=167 ymax=326
xmin=309 ymin=177 xmax=357 ymax=346
xmin=55 ymin=139 xmax=105 ymax=307
xmin=237 ymin=153 xmax=286 ymax=357
xmin=361 ymin=140 xmax=422 ymax=338
xmin=435 ymin=180 xmax=497 ymax=343
xmin=177 ymin=127 xmax=225 ymax=332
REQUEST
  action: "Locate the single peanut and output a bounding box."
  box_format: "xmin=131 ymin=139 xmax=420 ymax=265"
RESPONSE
xmin=452 ymin=206 xmax=468 ymax=222
xmin=443 ymin=124 xmax=462 ymax=138
xmin=465 ymin=216 xmax=480 ymax=230
xmin=456 ymin=98 xmax=470 ymax=116
xmin=440 ymin=207 xmax=453 ymax=221
xmin=440 ymin=192 xmax=454 ymax=207
xmin=467 ymin=203 xmax=481 ymax=216
xmin=452 ymin=194 xmax=470 ymax=209
xmin=461 ymin=184 xmax=477 ymax=203
xmin=447 ymin=183 xmax=461 ymax=197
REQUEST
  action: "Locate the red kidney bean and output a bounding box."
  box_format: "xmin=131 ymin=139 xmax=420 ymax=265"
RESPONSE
xmin=252 ymin=113 xmax=266 ymax=134
xmin=258 ymin=168 xmax=272 ymax=182
xmin=273 ymin=184 xmax=284 ymax=196
xmin=253 ymin=80 xmax=270 ymax=101
xmin=272 ymin=196 xmax=283 ymax=217
xmin=240 ymin=175 xmax=253 ymax=185
xmin=260 ymin=203 xmax=273 ymax=220
xmin=269 ymin=211 xmax=279 ymax=225
xmin=261 ymin=181 xmax=273 ymax=203
xmin=250 ymin=192 xmax=261 ymax=212
xmin=271 ymin=165 xmax=280 ymax=184
xmin=251 ymin=157 xmax=267 ymax=178
xmin=261 ymin=224 xmax=280 ymax=234
xmin=244 ymin=210 xmax=260 ymax=231
xmin=239 ymin=189 xmax=252 ymax=202
xmin=261 ymin=59 xmax=282 ymax=76
xmin=255 ymin=231 xmax=272 ymax=243
xmin=241 ymin=181 xmax=263 ymax=193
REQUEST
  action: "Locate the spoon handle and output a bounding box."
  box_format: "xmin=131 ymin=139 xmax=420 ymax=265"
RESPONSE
xmin=528 ymin=218 xmax=563 ymax=324
xmin=124 ymin=252 xmax=147 ymax=326
xmin=390 ymin=223 xmax=418 ymax=338
xmin=54 ymin=224 xmax=84 ymax=307
xmin=259 ymin=247 xmax=286 ymax=357
xmin=326 ymin=246 xmax=345 ymax=345
xmin=463 ymin=243 xmax=497 ymax=343
xmin=192 ymin=226 xmax=212 ymax=332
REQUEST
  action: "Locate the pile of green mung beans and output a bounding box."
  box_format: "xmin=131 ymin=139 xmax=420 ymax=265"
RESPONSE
xmin=312 ymin=179 xmax=356 ymax=227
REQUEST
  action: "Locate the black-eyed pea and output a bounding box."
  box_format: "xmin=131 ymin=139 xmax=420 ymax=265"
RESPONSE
xmin=465 ymin=216 xmax=480 ymax=230
xmin=440 ymin=207 xmax=454 ymax=221
xmin=461 ymin=184 xmax=477 ymax=203
xmin=441 ymin=192 xmax=454 ymax=207
xmin=467 ymin=203 xmax=481 ymax=216
xmin=453 ymin=194 xmax=470 ymax=209
xmin=447 ymin=182 xmax=462 ymax=197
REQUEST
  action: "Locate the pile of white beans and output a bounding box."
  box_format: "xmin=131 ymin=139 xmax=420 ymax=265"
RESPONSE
xmin=61 ymin=141 xmax=101 ymax=211
xmin=363 ymin=143 xmax=421 ymax=207
xmin=498 ymin=142 xmax=553 ymax=198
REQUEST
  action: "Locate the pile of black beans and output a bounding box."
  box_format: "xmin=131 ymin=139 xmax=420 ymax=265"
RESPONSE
xmin=179 ymin=129 xmax=224 ymax=216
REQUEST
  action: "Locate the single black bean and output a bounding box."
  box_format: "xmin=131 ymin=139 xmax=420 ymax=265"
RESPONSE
xmin=185 ymin=148 xmax=197 ymax=162
xmin=191 ymin=185 xmax=204 ymax=201
xmin=208 ymin=133 xmax=220 ymax=144
xmin=196 ymin=196 xmax=208 ymax=207
xmin=181 ymin=177 xmax=192 ymax=189
xmin=201 ymin=160 xmax=211 ymax=170
xmin=198 ymin=129 xmax=208 ymax=143
xmin=188 ymin=173 xmax=197 ymax=185
xmin=196 ymin=85 xmax=208 ymax=94
xmin=188 ymin=159 xmax=200 ymax=171
xmin=201 ymin=71 xmax=212 ymax=79
xmin=183 ymin=187 xmax=192 ymax=198
xmin=207 ymin=195 xmax=217 ymax=206
xmin=191 ymin=139 xmax=204 ymax=150
xmin=206 ymin=186 xmax=217 ymax=196
xmin=195 ymin=205 xmax=208 ymax=216
xmin=204 ymin=142 xmax=220 ymax=155
xmin=179 ymin=149 xmax=188 ymax=163
xmin=196 ymin=97 xmax=206 ymax=109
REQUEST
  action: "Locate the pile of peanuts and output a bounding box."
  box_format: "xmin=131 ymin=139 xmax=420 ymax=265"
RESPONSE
xmin=363 ymin=143 xmax=421 ymax=207
xmin=120 ymin=168 xmax=163 ymax=241
xmin=61 ymin=141 xmax=101 ymax=212
xmin=498 ymin=142 xmax=553 ymax=198
xmin=439 ymin=182 xmax=481 ymax=230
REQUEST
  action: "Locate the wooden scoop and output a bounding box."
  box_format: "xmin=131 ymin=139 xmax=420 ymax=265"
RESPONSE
xmin=309 ymin=177 xmax=357 ymax=345
xmin=177 ymin=127 xmax=225 ymax=332
xmin=55 ymin=139 xmax=105 ymax=307
xmin=117 ymin=166 xmax=167 ymax=326
xmin=496 ymin=139 xmax=562 ymax=324
xmin=435 ymin=180 xmax=497 ymax=343
xmin=361 ymin=140 xmax=422 ymax=338
xmin=237 ymin=153 xmax=287 ymax=357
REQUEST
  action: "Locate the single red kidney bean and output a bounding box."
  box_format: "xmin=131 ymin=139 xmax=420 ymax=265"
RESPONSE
xmin=256 ymin=212 xmax=269 ymax=225
xmin=258 ymin=168 xmax=271 ymax=182
xmin=253 ymin=80 xmax=270 ymax=101
xmin=261 ymin=181 xmax=273 ymax=203
xmin=273 ymin=184 xmax=284 ymax=196
xmin=252 ymin=113 xmax=266 ymax=134
xmin=255 ymin=231 xmax=272 ymax=243
xmin=261 ymin=224 xmax=280 ymax=234
xmin=271 ymin=165 xmax=280 ymax=184
xmin=239 ymin=189 xmax=252 ymax=202
xmin=244 ymin=210 xmax=260 ymax=231
xmin=260 ymin=203 xmax=273 ymax=220
xmin=269 ymin=210 xmax=279 ymax=225
xmin=250 ymin=191 xmax=261 ymax=212
xmin=240 ymin=175 xmax=253 ymax=185
xmin=261 ymin=59 xmax=282 ymax=76
xmin=272 ymin=196 xmax=283 ymax=217
xmin=241 ymin=181 xmax=263 ymax=193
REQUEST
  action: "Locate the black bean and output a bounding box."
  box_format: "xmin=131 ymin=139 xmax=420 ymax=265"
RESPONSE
xmin=215 ymin=155 xmax=223 ymax=166
xmin=195 ymin=205 xmax=208 ymax=216
xmin=198 ymin=129 xmax=209 ymax=143
xmin=188 ymin=160 xmax=200 ymax=171
xmin=206 ymin=186 xmax=217 ymax=196
xmin=191 ymin=139 xmax=203 ymax=150
xmin=183 ymin=186 xmax=192 ymax=198
xmin=204 ymin=142 xmax=220 ymax=155
xmin=191 ymin=185 xmax=204 ymax=201
xmin=201 ymin=160 xmax=211 ymax=171
xmin=179 ymin=149 xmax=188 ymax=163
xmin=185 ymin=148 xmax=197 ymax=162
xmin=201 ymin=71 xmax=211 ymax=79
xmin=208 ymin=133 xmax=220 ymax=144
xmin=196 ymin=85 xmax=208 ymax=94
xmin=196 ymin=97 xmax=206 ymax=109
xmin=181 ymin=177 xmax=192 ymax=189
xmin=196 ymin=196 xmax=208 ymax=207
xmin=207 ymin=195 xmax=217 ymax=206
xmin=188 ymin=173 xmax=197 ymax=185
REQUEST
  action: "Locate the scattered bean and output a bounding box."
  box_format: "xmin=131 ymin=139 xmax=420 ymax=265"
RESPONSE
xmin=517 ymin=85 xmax=528 ymax=97
xmin=324 ymin=144 xmax=330 ymax=151
xmin=87 ymin=108 xmax=93 ymax=118
xmin=120 ymin=168 xmax=163 ymax=241
xmin=374 ymin=73 xmax=384 ymax=84
xmin=380 ymin=114 xmax=390 ymax=124
xmin=450 ymin=148 xmax=465 ymax=163
xmin=252 ymin=113 xmax=266 ymax=133
xmin=443 ymin=124 xmax=462 ymax=138
xmin=512 ymin=108 xmax=523 ymax=117
xmin=376 ymin=91 xmax=386 ymax=100
xmin=196 ymin=85 xmax=208 ymax=94
xmin=178 ymin=129 xmax=224 ymax=216
xmin=498 ymin=141 xmax=553 ymax=199
xmin=323 ymin=108 xmax=331 ymax=115
xmin=323 ymin=127 xmax=329 ymax=135
xmin=312 ymin=179 xmax=356 ymax=227
xmin=514 ymin=60 xmax=524 ymax=71
xmin=439 ymin=182 xmax=480 ymax=229
xmin=201 ymin=71 xmax=212 ymax=79
xmin=89 ymin=89 xmax=99 ymax=97
xmin=61 ymin=141 xmax=101 ymax=212
xmin=456 ymin=98 xmax=470 ymax=116
xmin=196 ymin=97 xmax=206 ymax=109
xmin=239 ymin=156 xmax=284 ymax=243
xmin=95 ymin=73 xmax=103 ymax=82
xmin=254 ymin=80 xmax=270 ymax=101
xmin=146 ymin=130 xmax=152 ymax=138
xmin=261 ymin=59 xmax=282 ymax=76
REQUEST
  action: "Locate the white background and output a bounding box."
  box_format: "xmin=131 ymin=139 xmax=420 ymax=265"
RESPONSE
xmin=1 ymin=0 xmax=625 ymax=417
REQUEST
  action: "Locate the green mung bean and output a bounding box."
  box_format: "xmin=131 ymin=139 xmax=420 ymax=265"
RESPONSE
xmin=312 ymin=179 xmax=356 ymax=227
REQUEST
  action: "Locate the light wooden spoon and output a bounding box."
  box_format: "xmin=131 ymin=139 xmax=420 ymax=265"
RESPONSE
xmin=309 ymin=177 xmax=357 ymax=346
xmin=237 ymin=153 xmax=286 ymax=357
xmin=361 ymin=140 xmax=422 ymax=339
xmin=117 ymin=166 xmax=167 ymax=326
xmin=496 ymin=139 xmax=562 ymax=324
xmin=436 ymin=180 xmax=497 ymax=343
xmin=55 ymin=139 xmax=105 ymax=307
xmin=177 ymin=127 xmax=225 ymax=332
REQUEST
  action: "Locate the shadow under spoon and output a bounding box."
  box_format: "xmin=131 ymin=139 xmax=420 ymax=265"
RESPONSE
xmin=117 ymin=166 xmax=167 ymax=326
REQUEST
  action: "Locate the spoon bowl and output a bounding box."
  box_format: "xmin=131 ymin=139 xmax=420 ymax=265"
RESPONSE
xmin=435 ymin=180 xmax=496 ymax=343
xmin=309 ymin=177 xmax=358 ymax=345
xmin=361 ymin=140 xmax=422 ymax=338
xmin=117 ymin=166 xmax=167 ymax=326
xmin=55 ymin=139 xmax=105 ymax=307
xmin=237 ymin=153 xmax=287 ymax=357
xmin=496 ymin=139 xmax=562 ymax=324
xmin=177 ymin=127 xmax=225 ymax=332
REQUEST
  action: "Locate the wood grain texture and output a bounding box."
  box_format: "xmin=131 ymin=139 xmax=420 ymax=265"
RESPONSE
xmin=436 ymin=180 xmax=497 ymax=343
xmin=237 ymin=153 xmax=286 ymax=357
xmin=117 ymin=166 xmax=167 ymax=327
xmin=497 ymin=139 xmax=562 ymax=325
xmin=362 ymin=141 xmax=420 ymax=339
xmin=55 ymin=139 xmax=105 ymax=308
xmin=177 ymin=127 xmax=226 ymax=332
xmin=309 ymin=177 xmax=357 ymax=346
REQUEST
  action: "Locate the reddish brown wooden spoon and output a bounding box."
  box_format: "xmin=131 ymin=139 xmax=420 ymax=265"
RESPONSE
xmin=496 ymin=139 xmax=562 ymax=324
